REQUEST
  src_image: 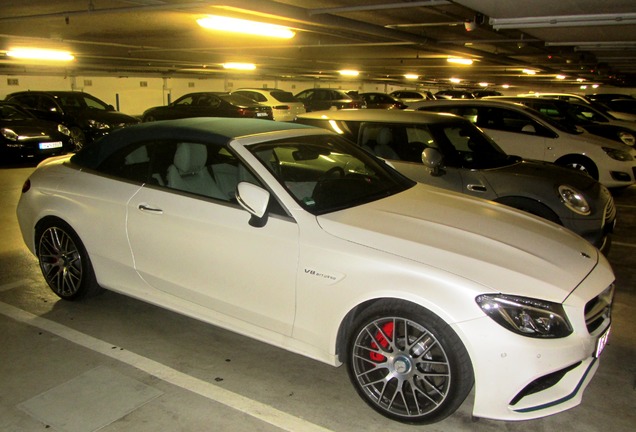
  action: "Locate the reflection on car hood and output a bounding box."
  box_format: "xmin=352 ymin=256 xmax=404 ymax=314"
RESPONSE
xmin=317 ymin=184 xmax=599 ymax=301
xmin=489 ymin=159 xmax=599 ymax=189
xmin=1 ymin=119 xmax=63 ymax=137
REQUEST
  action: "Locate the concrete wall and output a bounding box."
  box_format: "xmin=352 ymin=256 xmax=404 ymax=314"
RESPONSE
xmin=1 ymin=74 xmax=635 ymax=117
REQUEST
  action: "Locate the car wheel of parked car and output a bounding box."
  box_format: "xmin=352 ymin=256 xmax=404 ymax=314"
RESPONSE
xmin=35 ymin=218 xmax=102 ymax=300
xmin=495 ymin=197 xmax=561 ymax=225
xmin=556 ymin=156 xmax=599 ymax=180
xmin=346 ymin=300 xmax=474 ymax=424
xmin=69 ymin=127 xmax=86 ymax=151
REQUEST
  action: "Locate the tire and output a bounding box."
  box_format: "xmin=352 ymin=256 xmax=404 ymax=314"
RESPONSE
xmin=495 ymin=197 xmax=561 ymax=225
xmin=346 ymin=300 xmax=474 ymax=424
xmin=69 ymin=127 xmax=86 ymax=151
xmin=557 ymin=156 xmax=599 ymax=180
xmin=36 ymin=219 xmax=102 ymax=300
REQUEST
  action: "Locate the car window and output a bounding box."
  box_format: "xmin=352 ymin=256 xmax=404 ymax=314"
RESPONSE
xmin=194 ymin=94 xmax=221 ymax=107
xmin=98 ymin=140 xmax=267 ymax=204
xmin=358 ymin=123 xmax=431 ymax=163
xmin=82 ymin=95 xmax=110 ymax=110
xmin=174 ymin=95 xmax=195 ymax=106
xmin=270 ymin=91 xmax=298 ymax=103
xmin=0 ymin=104 xmax=34 ymax=120
xmin=249 ymin=134 xmax=414 ymax=215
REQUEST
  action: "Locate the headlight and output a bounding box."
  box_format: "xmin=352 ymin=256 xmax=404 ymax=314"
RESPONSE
xmin=602 ymin=147 xmax=633 ymax=161
xmin=58 ymin=124 xmax=71 ymax=136
xmin=618 ymin=131 xmax=635 ymax=146
xmin=475 ymin=294 xmax=572 ymax=338
xmin=558 ymin=185 xmax=591 ymax=215
xmin=1 ymin=127 xmax=18 ymax=141
xmin=87 ymin=119 xmax=110 ymax=130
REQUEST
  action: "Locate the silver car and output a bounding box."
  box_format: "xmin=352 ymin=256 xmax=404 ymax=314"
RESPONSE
xmin=297 ymin=109 xmax=615 ymax=252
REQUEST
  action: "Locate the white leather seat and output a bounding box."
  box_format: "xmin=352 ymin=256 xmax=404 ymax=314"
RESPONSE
xmin=166 ymin=143 xmax=225 ymax=199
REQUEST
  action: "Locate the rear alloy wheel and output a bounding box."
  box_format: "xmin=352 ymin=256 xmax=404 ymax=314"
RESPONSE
xmin=347 ymin=301 xmax=474 ymax=424
xmin=36 ymin=220 xmax=101 ymax=300
xmin=559 ymin=156 xmax=599 ymax=180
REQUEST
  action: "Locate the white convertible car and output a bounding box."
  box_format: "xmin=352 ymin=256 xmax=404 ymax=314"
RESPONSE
xmin=16 ymin=118 xmax=614 ymax=424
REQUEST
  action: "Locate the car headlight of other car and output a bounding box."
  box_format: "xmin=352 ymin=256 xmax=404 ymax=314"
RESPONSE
xmin=87 ymin=119 xmax=111 ymax=130
xmin=602 ymin=146 xmax=633 ymax=161
xmin=618 ymin=131 xmax=635 ymax=146
xmin=475 ymin=294 xmax=573 ymax=338
xmin=58 ymin=124 xmax=71 ymax=136
xmin=1 ymin=127 xmax=19 ymax=141
xmin=558 ymin=185 xmax=591 ymax=215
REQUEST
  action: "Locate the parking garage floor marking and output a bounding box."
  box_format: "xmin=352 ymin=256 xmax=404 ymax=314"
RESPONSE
xmin=0 ymin=300 xmax=335 ymax=432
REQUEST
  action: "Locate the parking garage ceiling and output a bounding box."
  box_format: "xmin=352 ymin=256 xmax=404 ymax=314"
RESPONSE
xmin=1 ymin=0 xmax=635 ymax=88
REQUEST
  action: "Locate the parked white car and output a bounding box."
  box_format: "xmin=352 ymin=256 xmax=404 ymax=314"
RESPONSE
xmin=410 ymin=99 xmax=636 ymax=188
xmin=17 ymin=118 xmax=614 ymax=424
xmin=231 ymin=88 xmax=306 ymax=122
xmin=517 ymin=93 xmax=636 ymax=122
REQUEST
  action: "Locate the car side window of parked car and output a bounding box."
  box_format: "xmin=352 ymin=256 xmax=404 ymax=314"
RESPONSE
xmin=97 ymin=140 xmax=267 ymax=203
xmin=358 ymin=123 xmax=433 ymax=163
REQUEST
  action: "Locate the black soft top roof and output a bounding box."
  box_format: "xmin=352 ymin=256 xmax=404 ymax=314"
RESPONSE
xmin=71 ymin=117 xmax=316 ymax=169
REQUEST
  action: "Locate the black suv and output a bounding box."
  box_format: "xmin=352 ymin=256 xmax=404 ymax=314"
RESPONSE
xmin=5 ymin=91 xmax=139 ymax=149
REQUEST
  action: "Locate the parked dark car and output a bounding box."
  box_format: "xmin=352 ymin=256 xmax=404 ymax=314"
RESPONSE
xmin=359 ymin=92 xmax=407 ymax=109
xmin=472 ymin=89 xmax=503 ymax=98
xmin=600 ymin=98 xmax=636 ymax=116
xmin=142 ymin=92 xmax=273 ymax=123
xmin=487 ymin=96 xmax=636 ymax=146
xmin=297 ymin=109 xmax=616 ymax=252
xmin=294 ymin=88 xmax=366 ymax=111
xmin=586 ymin=93 xmax=635 ymax=104
xmin=389 ymin=90 xmax=436 ymax=104
xmin=5 ymin=91 xmax=139 ymax=150
xmin=435 ymin=89 xmax=475 ymax=99
xmin=0 ymin=101 xmax=73 ymax=162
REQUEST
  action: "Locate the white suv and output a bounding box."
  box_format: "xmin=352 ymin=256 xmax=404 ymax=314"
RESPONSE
xmin=410 ymin=99 xmax=636 ymax=188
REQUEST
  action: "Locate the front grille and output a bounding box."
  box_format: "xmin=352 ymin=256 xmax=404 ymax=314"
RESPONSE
xmin=585 ymin=284 xmax=614 ymax=334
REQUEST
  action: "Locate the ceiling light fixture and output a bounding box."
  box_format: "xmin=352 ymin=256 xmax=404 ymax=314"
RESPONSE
xmin=222 ymin=62 xmax=256 ymax=70
xmin=447 ymin=57 xmax=473 ymax=65
xmin=556 ymin=74 xmax=566 ymax=79
xmin=6 ymin=48 xmax=74 ymax=61
xmin=490 ymin=12 xmax=636 ymax=30
xmin=404 ymin=74 xmax=419 ymax=79
xmin=339 ymin=69 xmax=359 ymax=77
xmin=522 ymin=69 xmax=537 ymax=75
xmin=449 ymin=77 xmax=461 ymax=83
xmin=197 ymin=15 xmax=295 ymax=39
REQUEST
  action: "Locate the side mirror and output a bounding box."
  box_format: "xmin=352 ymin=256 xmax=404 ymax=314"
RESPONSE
xmin=236 ymin=182 xmax=270 ymax=227
xmin=421 ymin=147 xmax=444 ymax=176
xmin=521 ymin=124 xmax=536 ymax=134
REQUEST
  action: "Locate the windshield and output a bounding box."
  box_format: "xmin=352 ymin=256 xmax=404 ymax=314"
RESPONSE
xmin=54 ymin=93 xmax=111 ymax=111
xmin=0 ymin=104 xmax=35 ymax=120
xmin=249 ymin=134 xmax=414 ymax=215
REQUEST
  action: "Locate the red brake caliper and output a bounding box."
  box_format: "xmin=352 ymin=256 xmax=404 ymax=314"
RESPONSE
xmin=369 ymin=322 xmax=394 ymax=362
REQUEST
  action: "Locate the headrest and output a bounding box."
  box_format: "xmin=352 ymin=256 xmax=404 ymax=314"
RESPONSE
xmin=376 ymin=128 xmax=392 ymax=145
xmin=174 ymin=143 xmax=207 ymax=175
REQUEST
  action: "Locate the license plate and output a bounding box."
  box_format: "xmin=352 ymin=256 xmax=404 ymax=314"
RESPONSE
xmin=595 ymin=326 xmax=611 ymax=358
xmin=256 ymin=112 xmax=268 ymax=117
xmin=39 ymin=141 xmax=63 ymax=149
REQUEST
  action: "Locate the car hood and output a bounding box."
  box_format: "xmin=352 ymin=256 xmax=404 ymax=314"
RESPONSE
xmin=1 ymin=119 xmax=62 ymax=137
xmin=317 ymin=184 xmax=599 ymax=302
xmin=487 ymin=159 xmax=599 ymax=190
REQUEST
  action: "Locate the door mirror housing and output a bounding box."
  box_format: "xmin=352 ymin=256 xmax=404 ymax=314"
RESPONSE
xmin=422 ymin=147 xmax=444 ymax=176
xmin=236 ymin=182 xmax=270 ymax=227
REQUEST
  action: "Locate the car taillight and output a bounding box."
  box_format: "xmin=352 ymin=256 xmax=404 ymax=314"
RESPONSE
xmin=22 ymin=179 xmax=31 ymax=193
xmin=237 ymin=108 xmax=249 ymax=117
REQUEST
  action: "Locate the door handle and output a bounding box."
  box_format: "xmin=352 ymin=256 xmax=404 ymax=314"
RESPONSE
xmin=138 ymin=204 xmax=163 ymax=214
xmin=467 ymin=184 xmax=487 ymax=193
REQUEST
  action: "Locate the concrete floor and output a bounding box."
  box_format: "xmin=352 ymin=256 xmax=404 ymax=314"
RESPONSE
xmin=1 ymin=162 xmax=634 ymax=432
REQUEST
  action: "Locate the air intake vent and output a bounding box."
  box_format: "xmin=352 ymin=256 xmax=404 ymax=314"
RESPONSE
xmin=585 ymin=284 xmax=614 ymax=334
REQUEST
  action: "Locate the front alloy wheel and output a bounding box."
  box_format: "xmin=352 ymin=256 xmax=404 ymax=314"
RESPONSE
xmin=347 ymin=301 xmax=473 ymax=423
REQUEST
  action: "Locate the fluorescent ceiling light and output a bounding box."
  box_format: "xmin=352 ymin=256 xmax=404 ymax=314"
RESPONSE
xmin=404 ymin=74 xmax=419 ymax=79
xmin=339 ymin=69 xmax=359 ymax=76
xmin=197 ymin=15 xmax=295 ymax=39
xmin=447 ymin=57 xmax=473 ymax=65
xmin=502 ymin=84 xmax=510 ymax=89
xmin=522 ymin=69 xmax=537 ymax=75
xmin=556 ymin=75 xmax=566 ymax=80
xmin=6 ymin=48 xmax=74 ymax=61
xmin=478 ymin=82 xmax=488 ymax=87
xmin=222 ymin=62 xmax=256 ymax=70
xmin=490 ymin=12 xmax=636 ymax=30
xmin=449 ymin=77 xmax=461 ymax=83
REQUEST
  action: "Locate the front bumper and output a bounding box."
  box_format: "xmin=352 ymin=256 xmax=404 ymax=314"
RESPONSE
xmin=455 ymin=265 xmax=614 ymax=421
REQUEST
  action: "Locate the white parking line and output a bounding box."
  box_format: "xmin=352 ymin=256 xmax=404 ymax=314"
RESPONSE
xmin=613 ymin=241 xmax=636 ymax=249
xmin=0 ymin=301 xmax=334 ymax=432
